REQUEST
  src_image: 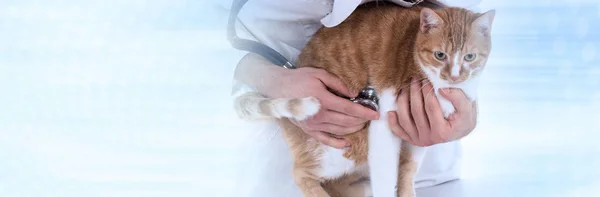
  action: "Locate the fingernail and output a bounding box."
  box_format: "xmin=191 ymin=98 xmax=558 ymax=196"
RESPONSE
xmin=447 ymin=113 xmax=456 ymax=121
xmin=373 ymin=114 xmax=380 ymax=120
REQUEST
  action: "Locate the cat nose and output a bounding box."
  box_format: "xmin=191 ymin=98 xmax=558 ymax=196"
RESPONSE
xmin=449 ymin=75 xmax=460 ymax=81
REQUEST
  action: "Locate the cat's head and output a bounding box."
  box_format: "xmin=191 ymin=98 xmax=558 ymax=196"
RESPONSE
xmin=415 ymin=7 xmax=496 ymax=86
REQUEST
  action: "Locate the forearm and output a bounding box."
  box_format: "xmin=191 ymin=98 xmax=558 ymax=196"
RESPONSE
xmin=234 ymin=53 xmax=288 ymax=95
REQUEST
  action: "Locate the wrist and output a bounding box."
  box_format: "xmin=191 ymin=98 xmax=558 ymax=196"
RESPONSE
xmin=255 ymin=65 xmax=289 ymax=96
xmin=234 ymin=53 xmax=289 ymax=96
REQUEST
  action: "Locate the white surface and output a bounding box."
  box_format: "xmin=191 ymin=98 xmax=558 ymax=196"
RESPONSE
xmin=0 ymin=0 xmax=599 ymax=197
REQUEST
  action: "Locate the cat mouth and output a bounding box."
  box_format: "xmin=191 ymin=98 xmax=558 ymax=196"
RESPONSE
xmin=441 ymin=75 xmax=468 ymax=85
xmin=447 ymin=80 xmax=462 ymax=85
xmin=442 ymin=78 xmax=467 ymax=86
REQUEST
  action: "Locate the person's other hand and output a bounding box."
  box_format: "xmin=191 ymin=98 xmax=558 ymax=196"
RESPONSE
xmin=264 ymin=67 xmax=380 ymax=149
xmin=387 ymin=79 xmax=477 ymax=147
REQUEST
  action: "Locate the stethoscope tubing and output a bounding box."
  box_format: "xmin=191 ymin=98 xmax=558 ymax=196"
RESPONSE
xmin=227 ymin=0 xmax=295 ymax=69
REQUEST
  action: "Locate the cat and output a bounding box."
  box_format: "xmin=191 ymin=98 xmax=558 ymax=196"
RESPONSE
xmin=233 ymin=3 xmax=495 ymax=197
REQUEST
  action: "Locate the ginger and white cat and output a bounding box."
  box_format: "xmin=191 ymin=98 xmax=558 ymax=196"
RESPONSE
xmin=233 ymin=3 xmax=495 ymax=197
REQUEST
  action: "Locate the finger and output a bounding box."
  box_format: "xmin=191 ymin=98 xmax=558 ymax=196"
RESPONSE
xmin=322 ymin=94 xmax=380 ymax=120
xmin=314 ymin=110 xmax=367 ymax=127
xmin=410 ymin=79 xmax=429 ymax=139
xmin=310 ymin=130 xmax=349 ymax=149
xmin=422 ymin=83 xmax=449 ymax=130
xmin=387 ymin=111 xmax=412 ymax=142
xmin=448 ymin=102 xmax=478 ymax=140
xmin=396 ymin=88 xmax=419 ymax=143
xmin=439 ymin=88 xmax=472 ymax=113
xmin=314 ymin=71 xmax=357 ymax=98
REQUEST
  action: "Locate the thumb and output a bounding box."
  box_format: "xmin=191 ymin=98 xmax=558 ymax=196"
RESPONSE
xmin=440 ymin=88 xmax=471 ymax=112
xmin=314 ymin=72 xmax=357 ymax=98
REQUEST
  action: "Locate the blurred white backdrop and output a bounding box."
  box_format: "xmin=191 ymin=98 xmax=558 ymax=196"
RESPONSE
xmin=0 ymin=0 xmax=598 ymax=197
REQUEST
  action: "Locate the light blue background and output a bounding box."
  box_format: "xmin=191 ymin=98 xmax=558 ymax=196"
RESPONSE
xmin=0 ymin=0 xmax=598 ymax=197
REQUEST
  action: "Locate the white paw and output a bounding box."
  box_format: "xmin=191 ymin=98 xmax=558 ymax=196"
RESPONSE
xmin=302 ymin=97 xmax=321 ymax=116
xmin=293 ymin=97 xmax=321 ymax=121
xmin=438 ymin=96 xmax=455 ymax=118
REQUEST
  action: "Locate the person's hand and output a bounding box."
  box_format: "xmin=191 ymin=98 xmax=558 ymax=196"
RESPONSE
xmin=263 ymin=67 xmax=380 ymax=149
xmin=387 ymin=79 xmax=477 ymax=147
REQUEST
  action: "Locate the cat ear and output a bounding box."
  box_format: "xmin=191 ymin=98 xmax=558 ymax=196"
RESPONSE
xmin=472 ymin=9 xmax=496 ymax=37
xmin=420 ymin=8 xmax=443 ymax=33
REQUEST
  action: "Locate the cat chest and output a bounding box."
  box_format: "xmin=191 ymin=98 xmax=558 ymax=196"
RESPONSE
xmin=316 ymin=145 xmax=363 ymax=179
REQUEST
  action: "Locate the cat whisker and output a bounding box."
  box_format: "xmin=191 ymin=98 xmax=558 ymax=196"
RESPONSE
xmin=416 ymin=80 xmax=438 ymax=100
xmin=419 ymin=81 xmax=431 ymax=89
xmin=395 ymin=77 xmax=429 ymax=94
xmin=416 ymin=80 xmax=431 ymax=92
xmin=425 ymin=86 xmax=436 ymax=101
xmin=440 ymin=88 xmax=449 ymax=95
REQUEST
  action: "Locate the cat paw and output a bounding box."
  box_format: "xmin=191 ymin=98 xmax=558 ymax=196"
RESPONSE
xmin=292 ymin=96 xmax=321 ymax=121
xmin=397 ymin=190 xmax=416 ymax=197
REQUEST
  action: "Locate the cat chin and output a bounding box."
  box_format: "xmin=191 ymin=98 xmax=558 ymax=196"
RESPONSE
xmin=418 ymin=63 xmax=480 ymax=102
xmin=417 ymin=64 xmax=451 ymax=90
xmin=432 ymin=76 xmax=479 ymax=100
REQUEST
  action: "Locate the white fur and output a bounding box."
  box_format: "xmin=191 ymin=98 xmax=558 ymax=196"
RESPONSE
xmin=451 ymin=53 xmax=461 ymax=77
xmin=231 ymin=79 xmax=255 ymax=98
xmin=316 ymin=145 xmax=358 ymax=179
xmin=273 ymin=99 xmax=294 ymax=118
xmin=232 ymin=79 xmax=271 ymax=120
xmin=368 ymin=88 xmax=402 ymax=197
xmin=296 ymin=97 xmax=321 ymax=121
xmin=271 ymin=97 xmax=320 ymax=120
xmin=419 ymin=63 xmax=480 ymax=118
xmin=232 ymin=79 xmax=321 ymax=121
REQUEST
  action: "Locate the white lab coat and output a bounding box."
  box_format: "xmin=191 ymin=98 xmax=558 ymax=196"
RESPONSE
xmin=231 ymin=0 xmax=482 ymax=196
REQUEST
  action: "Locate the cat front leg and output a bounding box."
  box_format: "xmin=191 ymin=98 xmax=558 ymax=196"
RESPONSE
xmin=293 ymin=167 xmax=331 ymax=197
xmin=397 ymin=144 xmax=428 ymax=197
xmin=368 ymin=88 xmax=401 ymax=197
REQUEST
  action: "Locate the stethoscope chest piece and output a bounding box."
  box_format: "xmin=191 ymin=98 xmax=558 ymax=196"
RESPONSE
xmin=350 ymin=87 xmax=379 ymax=112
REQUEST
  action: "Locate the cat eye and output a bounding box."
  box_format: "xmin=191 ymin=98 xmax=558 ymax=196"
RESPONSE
xmin=464 ymin=54 xmax=477 ymax=61
xmin=434 ymin=51 xmax=447 ymax=60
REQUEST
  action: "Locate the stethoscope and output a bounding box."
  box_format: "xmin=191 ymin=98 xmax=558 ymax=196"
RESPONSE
xmin=227 ymin=0 xmax=379 ymax=111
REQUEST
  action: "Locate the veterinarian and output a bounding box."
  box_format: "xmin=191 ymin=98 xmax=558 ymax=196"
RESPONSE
xmin=232 ymin=0 xmax=482 ymax=192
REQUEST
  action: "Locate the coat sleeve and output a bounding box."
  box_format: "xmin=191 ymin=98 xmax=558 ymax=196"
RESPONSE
xmin=228 ymin=0 xmax=331 ymax=66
